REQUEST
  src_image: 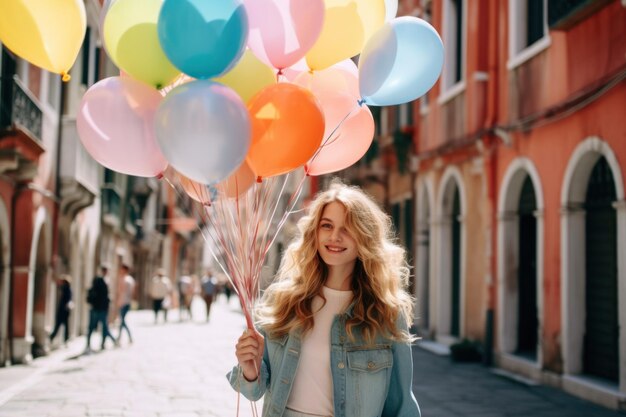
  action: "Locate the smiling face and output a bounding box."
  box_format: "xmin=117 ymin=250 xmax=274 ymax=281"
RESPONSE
xmin=317 ymin=201 xmax=359 ymax=278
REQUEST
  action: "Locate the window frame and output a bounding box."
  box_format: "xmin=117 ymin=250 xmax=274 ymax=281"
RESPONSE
xmin=507 ymin=0 xmax=552 ymax=70
xmin=39 ymin=70 xmax=61 ymax=115
xmin=438 ymin=0 xmax=467 ymax=105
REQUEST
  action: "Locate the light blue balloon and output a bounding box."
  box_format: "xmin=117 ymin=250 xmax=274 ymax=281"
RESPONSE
xmin=359 ymin=17 xmax=444 ymax=106
xmin=158 ymin=0 xmax=248 ymax=79
xmin=155 ymin=80 xmax=251 ymax=184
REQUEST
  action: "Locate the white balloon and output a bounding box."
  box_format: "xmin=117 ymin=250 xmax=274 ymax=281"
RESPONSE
xmin=155 ymin=80 xmax=251 ymax=184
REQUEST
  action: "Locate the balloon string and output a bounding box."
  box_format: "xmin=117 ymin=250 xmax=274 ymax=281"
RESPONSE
xmin=160 ymin=175 xmax=233 ymax=286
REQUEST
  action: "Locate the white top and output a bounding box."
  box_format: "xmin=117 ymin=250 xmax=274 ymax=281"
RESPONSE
xmin=119 ymin=274 xmax=135 ymax=306
xmin=286 ymin=286 xmax=353 ymax=416
xmin=150 ymin=276 xmax=171 ymax=299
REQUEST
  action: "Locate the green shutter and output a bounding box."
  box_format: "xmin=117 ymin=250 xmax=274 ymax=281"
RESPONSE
xmin=451 ymin=189 xmax=461 ymax=337
xmin=583 ymin=157 xmax=618 ymax=382
xmin=516 ymin=176 xmax=538 ymax=359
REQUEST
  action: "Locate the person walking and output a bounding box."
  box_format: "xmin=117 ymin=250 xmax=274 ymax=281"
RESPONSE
xmin=229 ymin=181 xmax=420 ymax=417
xmin=150 ymin=268 xmax=172 ymax=324
xmin=86 ymin=265 xmax=117 ymax=352
xmin=177 ymin=273 xmax=194 ymax=321
xmin=117 ymin=264 xmax=135 ymax=344
xmin=200 ymin=268 xmax=218 ymax=322
xmin=223 ymin=280 xmax=233 ymax=304
xmin=49 ymin=274 xmax=73 ymax=346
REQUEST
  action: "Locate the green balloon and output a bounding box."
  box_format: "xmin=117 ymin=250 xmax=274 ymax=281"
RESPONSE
xmin=103 ymin=0 xmax=179 ymax=89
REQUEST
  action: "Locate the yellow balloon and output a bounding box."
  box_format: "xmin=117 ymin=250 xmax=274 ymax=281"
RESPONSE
xmin=0 ymin=0 xmax=86 ymax=80
xmin=306 ymin=0 xmax=385 ymax=71
xmin=214 ymin=50 xmax=276 ymax=103
xmin=103 ymin=0 xmax=180 ymax=89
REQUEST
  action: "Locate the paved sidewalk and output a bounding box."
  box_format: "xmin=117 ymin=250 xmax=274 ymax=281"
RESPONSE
xmin=412 ymin=347 xmax=623 ymax=417
xmin=0 ymin=295 xmax=623 ymax=416
xmin=0 ymin=297 xmax=261 ymax=417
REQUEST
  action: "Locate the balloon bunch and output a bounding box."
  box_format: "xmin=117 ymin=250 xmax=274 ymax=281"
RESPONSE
xmin=71 ymin=0 xmax=444 ymax=329
xmin=72 ymin=0 xmax=443 ymax=183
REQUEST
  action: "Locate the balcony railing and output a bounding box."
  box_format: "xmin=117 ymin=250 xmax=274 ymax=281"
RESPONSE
xmin=60 ymin=117 xmax=101 ymax=193
xmin=0 ymin=76 xmax=42 ymax=141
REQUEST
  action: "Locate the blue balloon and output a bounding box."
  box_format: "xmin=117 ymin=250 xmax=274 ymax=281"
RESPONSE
xmin=158 ymin=0 xmax=249 ymax=79
xmin=358 ymin=17 xmax=444 ymax=106
xmin=155 ymin=80 xmax=251 ymax=185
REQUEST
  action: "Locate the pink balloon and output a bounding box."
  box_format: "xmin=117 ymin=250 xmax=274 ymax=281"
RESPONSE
xmin=245 ymin=0 xmax=324 ymax=70
xmin=304 ymin=89 xmax=374 ymax=176
xmin=77 ymin=76 xmax=168 ymax=177
xmin=295 ymin=58 xmax=359 ymax=99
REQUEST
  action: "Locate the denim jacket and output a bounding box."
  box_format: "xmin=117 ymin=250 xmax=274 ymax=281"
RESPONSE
xmin=227 ymin=310 xmax=420 ymax=417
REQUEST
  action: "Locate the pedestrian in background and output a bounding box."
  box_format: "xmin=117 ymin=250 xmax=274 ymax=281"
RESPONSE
xmin=86 ymin=265 xmax=117 ymax=352
xmin=223 ymin=280 xmax=233 ymax=304
xmin=49 ymin=274 xmax=73 ymax=346
xmin=177 ymin=272 xmax=194 ymax=321
xmin=117 ymin=264 xmax=135 ymax=344
xmin=150 ymin=268 xmax=172 ymax=324
xmin=200 ymin=268 xmax=218 ymax=322
xmin=230 ymin=181 xmax=420 ymax=417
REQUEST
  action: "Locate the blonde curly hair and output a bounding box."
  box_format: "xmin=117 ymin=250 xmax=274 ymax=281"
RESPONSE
xmin=256 ymin=180 xmax=414 ymax=344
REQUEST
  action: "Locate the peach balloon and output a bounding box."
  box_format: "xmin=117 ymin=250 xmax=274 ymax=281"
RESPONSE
xmin=295 ymin=58 xmax=359 ymax=100
xmin=217 ymin=160 xmax=256 ymax=198
xmin=297 ymin=81 xmax=374 ymax=176
xmin=178 ymin=173 xmax=213 ymax=204
xmin=246 ymin=83 xmax=325 ymax=178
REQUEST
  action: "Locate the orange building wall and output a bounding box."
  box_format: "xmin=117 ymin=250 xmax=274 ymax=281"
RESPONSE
xmin=496 ymin=81 xmax=626 ymax=370
xmin=492 ymin=1 xmax=626 ymax=371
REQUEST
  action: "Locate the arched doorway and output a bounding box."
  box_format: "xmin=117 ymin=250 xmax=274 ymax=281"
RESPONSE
xmin=450 ymin=188 xmax=461 ymax=337
xmin=436 ymin=168 xmax=466 ymax=342
xmin=583 ymin=157 xmax=618 ymax=382
xmin=497 ymin=158 xmax=545 ymax=376
xmin=516 ymin=176 xmax=538 ymax=359
xmin=561 ymin=137 xmax=625 ymax=395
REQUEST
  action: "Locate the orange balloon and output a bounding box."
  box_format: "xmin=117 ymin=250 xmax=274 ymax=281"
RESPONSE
xmin=246 ymin=83 xmax=325 ymax=178
xmin=216 ymin=160 xmax=256 ymax=198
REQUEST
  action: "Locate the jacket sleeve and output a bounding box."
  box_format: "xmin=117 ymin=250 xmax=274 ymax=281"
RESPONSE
xmin=382 ymin=317 xmax=421 ymax=417
xmin=226 ymin=329 xmax=271 ymax=401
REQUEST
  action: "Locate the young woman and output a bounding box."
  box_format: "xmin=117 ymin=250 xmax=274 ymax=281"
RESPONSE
xmin=229 ymin=181 xmax=420 ymax=417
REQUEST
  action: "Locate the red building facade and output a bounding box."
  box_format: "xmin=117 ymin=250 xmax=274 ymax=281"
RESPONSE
xmin=415 ymin=0 xmax=625 ymax=408
xmin=339 ymin=0 xmax=626 ymax=409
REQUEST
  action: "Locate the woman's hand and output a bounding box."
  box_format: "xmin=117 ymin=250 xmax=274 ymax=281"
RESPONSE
xmin=235 ymin=328 xmax=265 ymax=381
